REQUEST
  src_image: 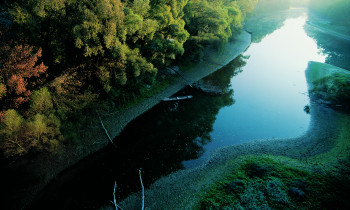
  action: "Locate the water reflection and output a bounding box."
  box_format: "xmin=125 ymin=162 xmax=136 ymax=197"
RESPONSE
xmin=26 ymin=56 xmax=247 ymax=210
xmin=304 ymin=23 xmax=350 ymax=70
xmin=183 ymin=13 xmax=327 ymax=167
xmin=246 ymin=8 xmax=307 ymax=43
xmin=27 ymin=9 xmax=336 ymax=209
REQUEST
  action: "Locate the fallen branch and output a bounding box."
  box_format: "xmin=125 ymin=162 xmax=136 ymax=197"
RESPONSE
xmin=111 ymin=181 xmax=123 ymax=210
xmin=139 ymin=169 xmax=145 ymax=210
xmin=111 ymin=170 xmax=145 ymax=210
xmin=96 ymin=111 xmax=117 ymax=148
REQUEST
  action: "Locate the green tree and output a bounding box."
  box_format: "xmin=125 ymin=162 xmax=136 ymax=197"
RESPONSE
xmin=29 ymin=87 xmax=53 ymax=115
xmin=8 ymin=0 xmax=70 ymax=65
xmin=26 ymin=113 xmax=61 ymax=153
xmin=72 ymin=0 xmax=126 ymax=57
xmin=0 ymin=109 xmax=26 ymax=157
xmin=142 ymin=1 xmax=189 ymax=66
xmin=183 ymin=0 xmax=249 ymax=60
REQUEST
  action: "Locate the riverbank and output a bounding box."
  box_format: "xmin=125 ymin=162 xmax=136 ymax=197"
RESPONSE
xmin=117 ymin=62 xmax=350 ymax=209
xmin=11 ymin=31 xmax=251 ymax=209
xmin=98 ymin=30 xmax=252 ymax=143
xmin=306 ymin=10 xmax=350 ymax=42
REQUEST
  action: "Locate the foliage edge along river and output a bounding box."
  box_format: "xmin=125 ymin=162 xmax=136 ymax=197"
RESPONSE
xmin=2 ymin=0 xmax=350 ymax=209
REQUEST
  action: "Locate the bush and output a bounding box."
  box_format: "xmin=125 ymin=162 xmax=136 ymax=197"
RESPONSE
xmin=311 ymin=73 xmax=350 ymax=109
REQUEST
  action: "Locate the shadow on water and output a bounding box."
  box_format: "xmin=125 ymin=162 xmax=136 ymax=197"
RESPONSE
xmin=25 ymin=56 xmax=247 ymax=209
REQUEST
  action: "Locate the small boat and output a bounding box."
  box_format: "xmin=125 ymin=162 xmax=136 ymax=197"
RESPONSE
xmin=162 ymin=95 xmax=193 ymax=101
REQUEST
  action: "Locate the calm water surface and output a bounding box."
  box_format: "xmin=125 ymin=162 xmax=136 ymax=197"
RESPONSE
xmin=184 ymin=15 xmax=326 ymax=167
xmin=28 ymin=12 xmax=333 ymax=209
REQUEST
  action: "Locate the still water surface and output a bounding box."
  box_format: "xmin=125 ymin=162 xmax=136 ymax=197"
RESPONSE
xmin=184 ymin=15 xmax=326 ymax=167
xmin=28 ymin=11 xmax=335 ymax=209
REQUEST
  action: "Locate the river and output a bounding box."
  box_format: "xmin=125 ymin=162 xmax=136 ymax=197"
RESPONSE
xmin=26 ymin=8 xmax=350 ymax=209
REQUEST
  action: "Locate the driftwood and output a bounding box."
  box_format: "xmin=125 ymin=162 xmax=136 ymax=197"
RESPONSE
xmin=139 ymin=169 xmax=145 ymax=210
xmin=96 ymin=112 xmax=117 ymax=148
xmin=111 ymin=170 xmax=145 ymax=210
xmin=162 ymin=95 xmax=193 ymax=101
xmin=111 ymin=182 xmax=123 ymax=210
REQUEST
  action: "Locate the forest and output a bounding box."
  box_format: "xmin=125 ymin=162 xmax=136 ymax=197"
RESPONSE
xmin=0 ymin=0 xmax=259 ymax=158
xmin=2 ymin=0 xmax=350 ymax=209
xmin=1 ymin=0 xmax=346 ymax=160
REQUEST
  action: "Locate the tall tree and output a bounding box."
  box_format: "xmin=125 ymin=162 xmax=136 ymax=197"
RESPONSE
xmin=0 ymin=44 xmax=48 ymax=109
xmin=0 ymin=109 xmax=26 ymax=157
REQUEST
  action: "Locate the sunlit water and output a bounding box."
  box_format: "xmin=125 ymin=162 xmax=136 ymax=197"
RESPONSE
xmin=183 ymin=15 xmax=326 ymax=167
xmin=26 ymin=12 xmax=336 ymax=209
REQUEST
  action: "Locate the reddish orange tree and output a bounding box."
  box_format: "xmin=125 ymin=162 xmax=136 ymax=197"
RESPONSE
xmin=0 ymin=44 xmax=48 ymax=109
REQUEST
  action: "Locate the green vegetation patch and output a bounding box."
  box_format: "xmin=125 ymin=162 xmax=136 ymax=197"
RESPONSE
xmin=306 ymin=61 xmax=350 ymax=110
xmin=198 ymin=154 xmax=350 ymax=209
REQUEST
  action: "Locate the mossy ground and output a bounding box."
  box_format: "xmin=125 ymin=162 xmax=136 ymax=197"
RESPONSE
xmin=198 ymin=115 xmax=350 ymax=209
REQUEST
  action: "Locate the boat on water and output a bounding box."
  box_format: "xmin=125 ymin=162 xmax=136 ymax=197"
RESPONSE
xmin=162 ymin=95 xmax=193 ymax=101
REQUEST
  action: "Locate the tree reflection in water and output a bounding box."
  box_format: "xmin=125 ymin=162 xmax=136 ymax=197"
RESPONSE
xmin=27 ymin=56 xmax=247 ymax=209
xmin=304 ymin=24 xmax=350 ymax=70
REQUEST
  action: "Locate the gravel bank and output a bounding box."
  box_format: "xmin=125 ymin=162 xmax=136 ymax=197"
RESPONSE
xmin=118 ymin=98 xmax=343 ymax=210
xmin=98 ymin=31 xmax=252 ymax=144
xmin=15 ymin=31 xmax=251 ymax=209
xmin=117 ymin=62 xmax=350 ymax=209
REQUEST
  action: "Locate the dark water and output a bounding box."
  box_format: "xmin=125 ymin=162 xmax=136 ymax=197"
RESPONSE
xmin=25 ymin=9 xmax=349 ymax=209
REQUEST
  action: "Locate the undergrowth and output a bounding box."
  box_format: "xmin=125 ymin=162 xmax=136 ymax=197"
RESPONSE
xmin=199 ymin=154 xmax=350 ymax=209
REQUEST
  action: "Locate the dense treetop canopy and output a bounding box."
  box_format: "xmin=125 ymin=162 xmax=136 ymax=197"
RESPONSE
xmin=0 ymin=0 xmax=257 ymax=157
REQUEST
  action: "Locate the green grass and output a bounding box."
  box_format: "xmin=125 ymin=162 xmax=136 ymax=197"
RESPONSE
xmin=306 ymin=62 xmax=350 ymax=111
xmin=198 ymin=111 xmax=350 ymax=209
xmin=198 ymin=153 xmax=350 ymax=209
